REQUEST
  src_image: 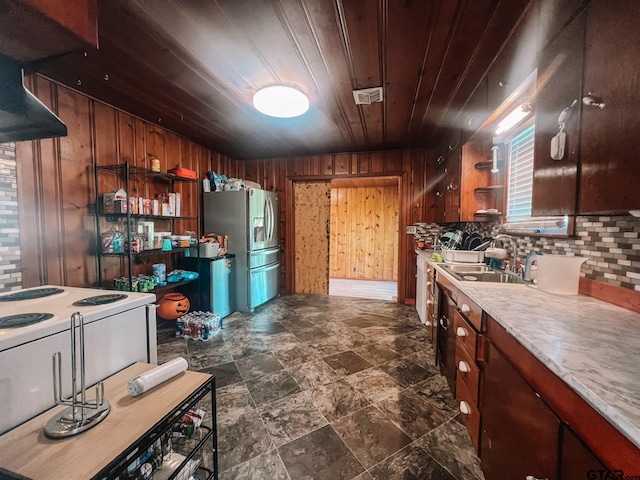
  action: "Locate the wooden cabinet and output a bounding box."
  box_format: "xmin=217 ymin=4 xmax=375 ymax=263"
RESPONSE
xmin=0 ymin=0 xmax=97 ymax=63
xmin=481 ymin=337 xmax=561 ymax=480
xmin=578 ymin=0 xmax=640 ymax=213
xmin=443 ymin=129 xmax=462 ymax=223
xmin=532 ymin=9 xmax=585 ymax=216
xmin=560 ymin=425 xmax=607 ymax=480
xmin=437 ymin=289 xmax=457 ymax=393
xmin=486 ymin=1 xmax=539 ymax=114
xmin=461 ymin=78 xmax=488 ymax=142
xmin=533 ymin=0 xmax=640 ymax=215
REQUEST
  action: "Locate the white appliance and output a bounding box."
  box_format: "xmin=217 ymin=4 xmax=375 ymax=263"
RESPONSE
xmin=0 ymin=285 xmax=157 ymax=434
xmin=416 ymin=255 xmax=427 ymax=325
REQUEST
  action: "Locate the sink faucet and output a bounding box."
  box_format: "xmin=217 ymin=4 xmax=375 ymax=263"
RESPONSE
xmin=492 ymin=234 xmax=519 ymax=275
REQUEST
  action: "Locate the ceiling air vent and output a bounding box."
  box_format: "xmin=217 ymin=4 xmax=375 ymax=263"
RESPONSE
xmin=352 ymin=87 xmax=383 ymax=105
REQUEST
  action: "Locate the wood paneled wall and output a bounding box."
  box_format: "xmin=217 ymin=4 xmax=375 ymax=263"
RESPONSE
xmin=234 ymin=149 xmax=437 ymax=303
xmin=330 ymin=184 xmax=399 ymax=281
xmin=16 ymin=75 xmax=234 ymax=288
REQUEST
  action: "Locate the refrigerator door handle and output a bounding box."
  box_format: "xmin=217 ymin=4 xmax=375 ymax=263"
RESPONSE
xmin=250 ymin=246 xmax=280 ymax=256
xmin=266 ymin=196 xmax=272 ymax=242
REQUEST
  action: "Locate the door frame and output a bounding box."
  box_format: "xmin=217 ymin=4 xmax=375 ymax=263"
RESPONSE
xmin=286 ymin=173 xmax=407 ymax=302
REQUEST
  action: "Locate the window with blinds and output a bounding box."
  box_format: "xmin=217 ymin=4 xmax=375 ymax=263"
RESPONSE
xmin=506 ymin=124 xmax=535 ymax=222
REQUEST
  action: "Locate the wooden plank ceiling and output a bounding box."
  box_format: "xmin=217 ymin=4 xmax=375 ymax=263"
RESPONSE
xmin=38 ymin=0 xmax=530 ymax=159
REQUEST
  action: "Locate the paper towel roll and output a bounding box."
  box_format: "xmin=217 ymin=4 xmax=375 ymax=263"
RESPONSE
xmin=128 ymin=357 xmax=188 ymax=397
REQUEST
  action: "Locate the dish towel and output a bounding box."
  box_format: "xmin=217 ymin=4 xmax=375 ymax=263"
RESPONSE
xmin=127 ymin=357 xmax=188 ymax=397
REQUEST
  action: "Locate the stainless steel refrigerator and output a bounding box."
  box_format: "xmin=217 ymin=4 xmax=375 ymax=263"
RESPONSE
xmin=203 ymin=189 xmax=279 ymax=312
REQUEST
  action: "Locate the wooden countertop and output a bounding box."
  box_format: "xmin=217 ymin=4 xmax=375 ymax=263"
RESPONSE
xmin=0 ymin=363 xmax=211 ymax=480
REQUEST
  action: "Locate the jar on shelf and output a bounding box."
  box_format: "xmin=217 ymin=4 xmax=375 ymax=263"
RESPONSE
xmin=151 ymin=158 xmax=160 ymax=172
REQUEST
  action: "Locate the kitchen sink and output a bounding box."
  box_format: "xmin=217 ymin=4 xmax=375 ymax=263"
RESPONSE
xmin=442 ymin=264 xmax=493 ymax=273
xmin=442 ymin=265 xmax=529 ymax=284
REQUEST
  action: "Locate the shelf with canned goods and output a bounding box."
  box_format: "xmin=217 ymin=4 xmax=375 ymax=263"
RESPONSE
xmin=94 ymin=161 xmax=200 ymax=293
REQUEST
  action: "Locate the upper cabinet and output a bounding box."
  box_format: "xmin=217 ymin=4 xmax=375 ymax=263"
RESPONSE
xmin=486 ymin=2 xmax=540 ymax=115
xmin=533 ymin=0 xmax=640 ymax=215
xmin=578 ymin=0 xmax=640 ymax=213
xmin=0 ymin=0 xmax=97 ymax=63
xmin=532 ymin=10 xmax=585 ymax=216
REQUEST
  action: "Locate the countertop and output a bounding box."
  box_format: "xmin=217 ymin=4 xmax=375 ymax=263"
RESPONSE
xmin=0 ymin=363 xmax=212 ymax=480
xmin=416 ymin=250 xmax=640 ymax=449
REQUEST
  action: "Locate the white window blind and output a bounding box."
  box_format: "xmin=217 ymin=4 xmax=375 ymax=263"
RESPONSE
xmin=506 ymin=124 xmax=535 ymax=222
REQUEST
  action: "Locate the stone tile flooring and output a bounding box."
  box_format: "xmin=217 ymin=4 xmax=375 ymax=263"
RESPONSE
xmin=157 ymin=294 xmax=485 ymax=480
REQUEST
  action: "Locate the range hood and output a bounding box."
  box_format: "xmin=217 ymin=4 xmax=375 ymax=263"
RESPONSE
xmin=0 ymin=54 xmax=67 ymax=143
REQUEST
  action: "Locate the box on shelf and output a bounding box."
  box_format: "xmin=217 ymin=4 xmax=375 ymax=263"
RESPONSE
xmin=103 ymin=188 xmax=127 ymax=214
xmin=175 ymin=192 xmax=181 ymax=217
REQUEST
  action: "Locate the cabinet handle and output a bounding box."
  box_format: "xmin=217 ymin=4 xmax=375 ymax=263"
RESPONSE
xmin=460 ymin=303 xmax=471 ymax=313
xmin=436 ymin=155 xmax=445 ymax=166
xmin=426 ymin=299 xmax=433 ymax=305
xmin=446 ymin=183 xmax=458 ymax=191
xmin=459 ymin=401 xmax=470 ymax=415
xmin=435 ymin=191 xmax=443 ymax=197
xmin=440 ymin=316 xmax=447 ymax=329
xmin=458 ymin=360 xmax=470 ymax=373
xmin=425 ymin=320 xmax=431 ymax=326
xmin=426 ymin=281 xmax=432 ymax=287
xmin=582 ymin=93 xmax=605 ymax=109
xmin=525 ymin=477 xmax=549 ymax=480
xmin=498 ymin=80 xmax=508 ymax=88
xmin=456 ymin=326 xmax=467 ymax=337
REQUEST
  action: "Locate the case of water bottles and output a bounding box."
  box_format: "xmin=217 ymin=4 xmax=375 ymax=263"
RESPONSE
xmin=175 ymin=311 xmax=222 ymax=341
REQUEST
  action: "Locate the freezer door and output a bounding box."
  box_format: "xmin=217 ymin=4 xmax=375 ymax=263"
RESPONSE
xmin=249 ymin=246 xmax=280 ymax=269
xmin=249 ymin=262 xmax=280 ymax=309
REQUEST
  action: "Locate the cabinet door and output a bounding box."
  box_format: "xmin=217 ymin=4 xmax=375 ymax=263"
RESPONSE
xmin=560 ymin=425 xmax=607 ymax=480
xmin=444 ymin=129 xmax=462 ymax=223
xmin=428 ymin=151 xmax=447 ymax=223
xmin=578 ymin=0 xmax=640 ymax=213
xmin=487 ymin=1 xmax=539 ymax=112
xmin=437 ymin=291 xmax=457 ymax=393
xmin=532 ymin=10 xmax=585 ymax=216
xmin=461 ymin=78 xmax=488 ymax=142
xmin=481 ymin=339 xmax=560 ymax=480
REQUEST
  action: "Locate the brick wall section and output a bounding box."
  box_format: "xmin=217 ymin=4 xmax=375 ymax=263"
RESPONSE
xmin=0 ymin=142 xmax=22 ymax=292
xmin=415 ymin=215 xmax=640 ymax=291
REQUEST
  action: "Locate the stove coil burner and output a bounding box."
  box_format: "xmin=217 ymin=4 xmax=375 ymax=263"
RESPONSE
xmin=0 ymin=313 xmax=55 ymax=328
xmin=0 ymin=288 xmax=65 ymax=302
xmin=72 ymin=294 xmax=128 ymax=307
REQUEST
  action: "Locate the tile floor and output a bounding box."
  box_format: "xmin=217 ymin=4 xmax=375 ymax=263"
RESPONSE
xmin=157 ymin=294 xmax=485 ymax=480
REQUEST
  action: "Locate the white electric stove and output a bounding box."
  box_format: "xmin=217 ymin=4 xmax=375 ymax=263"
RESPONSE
xmin=0 ymin=285 xmax=158 ymax=434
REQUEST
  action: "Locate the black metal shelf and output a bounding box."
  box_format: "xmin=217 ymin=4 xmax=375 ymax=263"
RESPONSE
xmin=101 ymin=247 xmax=192 ymax=257
xmin=99 ymin=213 xmax=198 ymax=221
xmin=96 ymin=163 xmax=197 ymax=183
xmin=94 ymin=161 xmax=201 ymax=293
xmin=151 ymin=277 xmax=198 ymax=294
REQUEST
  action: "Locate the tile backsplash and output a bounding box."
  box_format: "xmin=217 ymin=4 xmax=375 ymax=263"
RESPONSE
xmin=415 ymin=215 xmax=640 ymax=291
xmin=0 ymin=142 xmax=21 ymax=292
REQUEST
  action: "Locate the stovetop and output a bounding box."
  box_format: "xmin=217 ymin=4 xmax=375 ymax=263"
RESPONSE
xmin=0 ymin=285 xmax=155 ymax=351
xmin=72 ymin=294 xmax=128 ymax=307
xmin=0 ymin=313 xmax=54 ymax=328
xmin=0 ymin=288 xmax=65 ymax=302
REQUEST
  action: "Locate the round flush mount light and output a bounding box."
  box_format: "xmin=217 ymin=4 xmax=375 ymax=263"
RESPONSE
xmin=253 ymin=85 xmax=309 ymax=118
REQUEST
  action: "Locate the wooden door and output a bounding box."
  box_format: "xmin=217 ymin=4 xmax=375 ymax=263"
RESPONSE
xmin=329 ymin=180 xmax=398 ymax=281
xmin=293 ymin=181 xmax=331 ymax=294
xmin=481 ymin=339 xmax=560 ymax=480
xmin=578 ymin=0 xmax=640 ymax=213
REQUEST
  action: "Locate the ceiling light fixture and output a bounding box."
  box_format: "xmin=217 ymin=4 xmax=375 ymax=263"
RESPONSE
xmin=253 ymin=85 xmax=309 ymax=118
xmin=495 ymin=103 xmax=532 ymax=135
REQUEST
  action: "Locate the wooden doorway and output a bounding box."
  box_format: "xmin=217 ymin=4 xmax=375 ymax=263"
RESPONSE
xmin=329 ymin=177 xmax=399 ymax=300
xmin=293 ymin=181 xmax=331 ymax=294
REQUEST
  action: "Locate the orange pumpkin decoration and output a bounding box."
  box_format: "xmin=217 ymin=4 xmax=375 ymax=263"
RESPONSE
xmin=157 ymin=293 xmax=190 ymax=320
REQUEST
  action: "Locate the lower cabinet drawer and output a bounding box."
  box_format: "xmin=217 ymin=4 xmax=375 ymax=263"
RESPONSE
xmin=427 ymin=290 xmax=435 ymax=320
xmin=455 ymin=341 xmax=480 ymax=401
xmin=454 ymin=310 xmax=477 ymax=359
xmin=456 ymin=376 xmax=481 ymax=453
